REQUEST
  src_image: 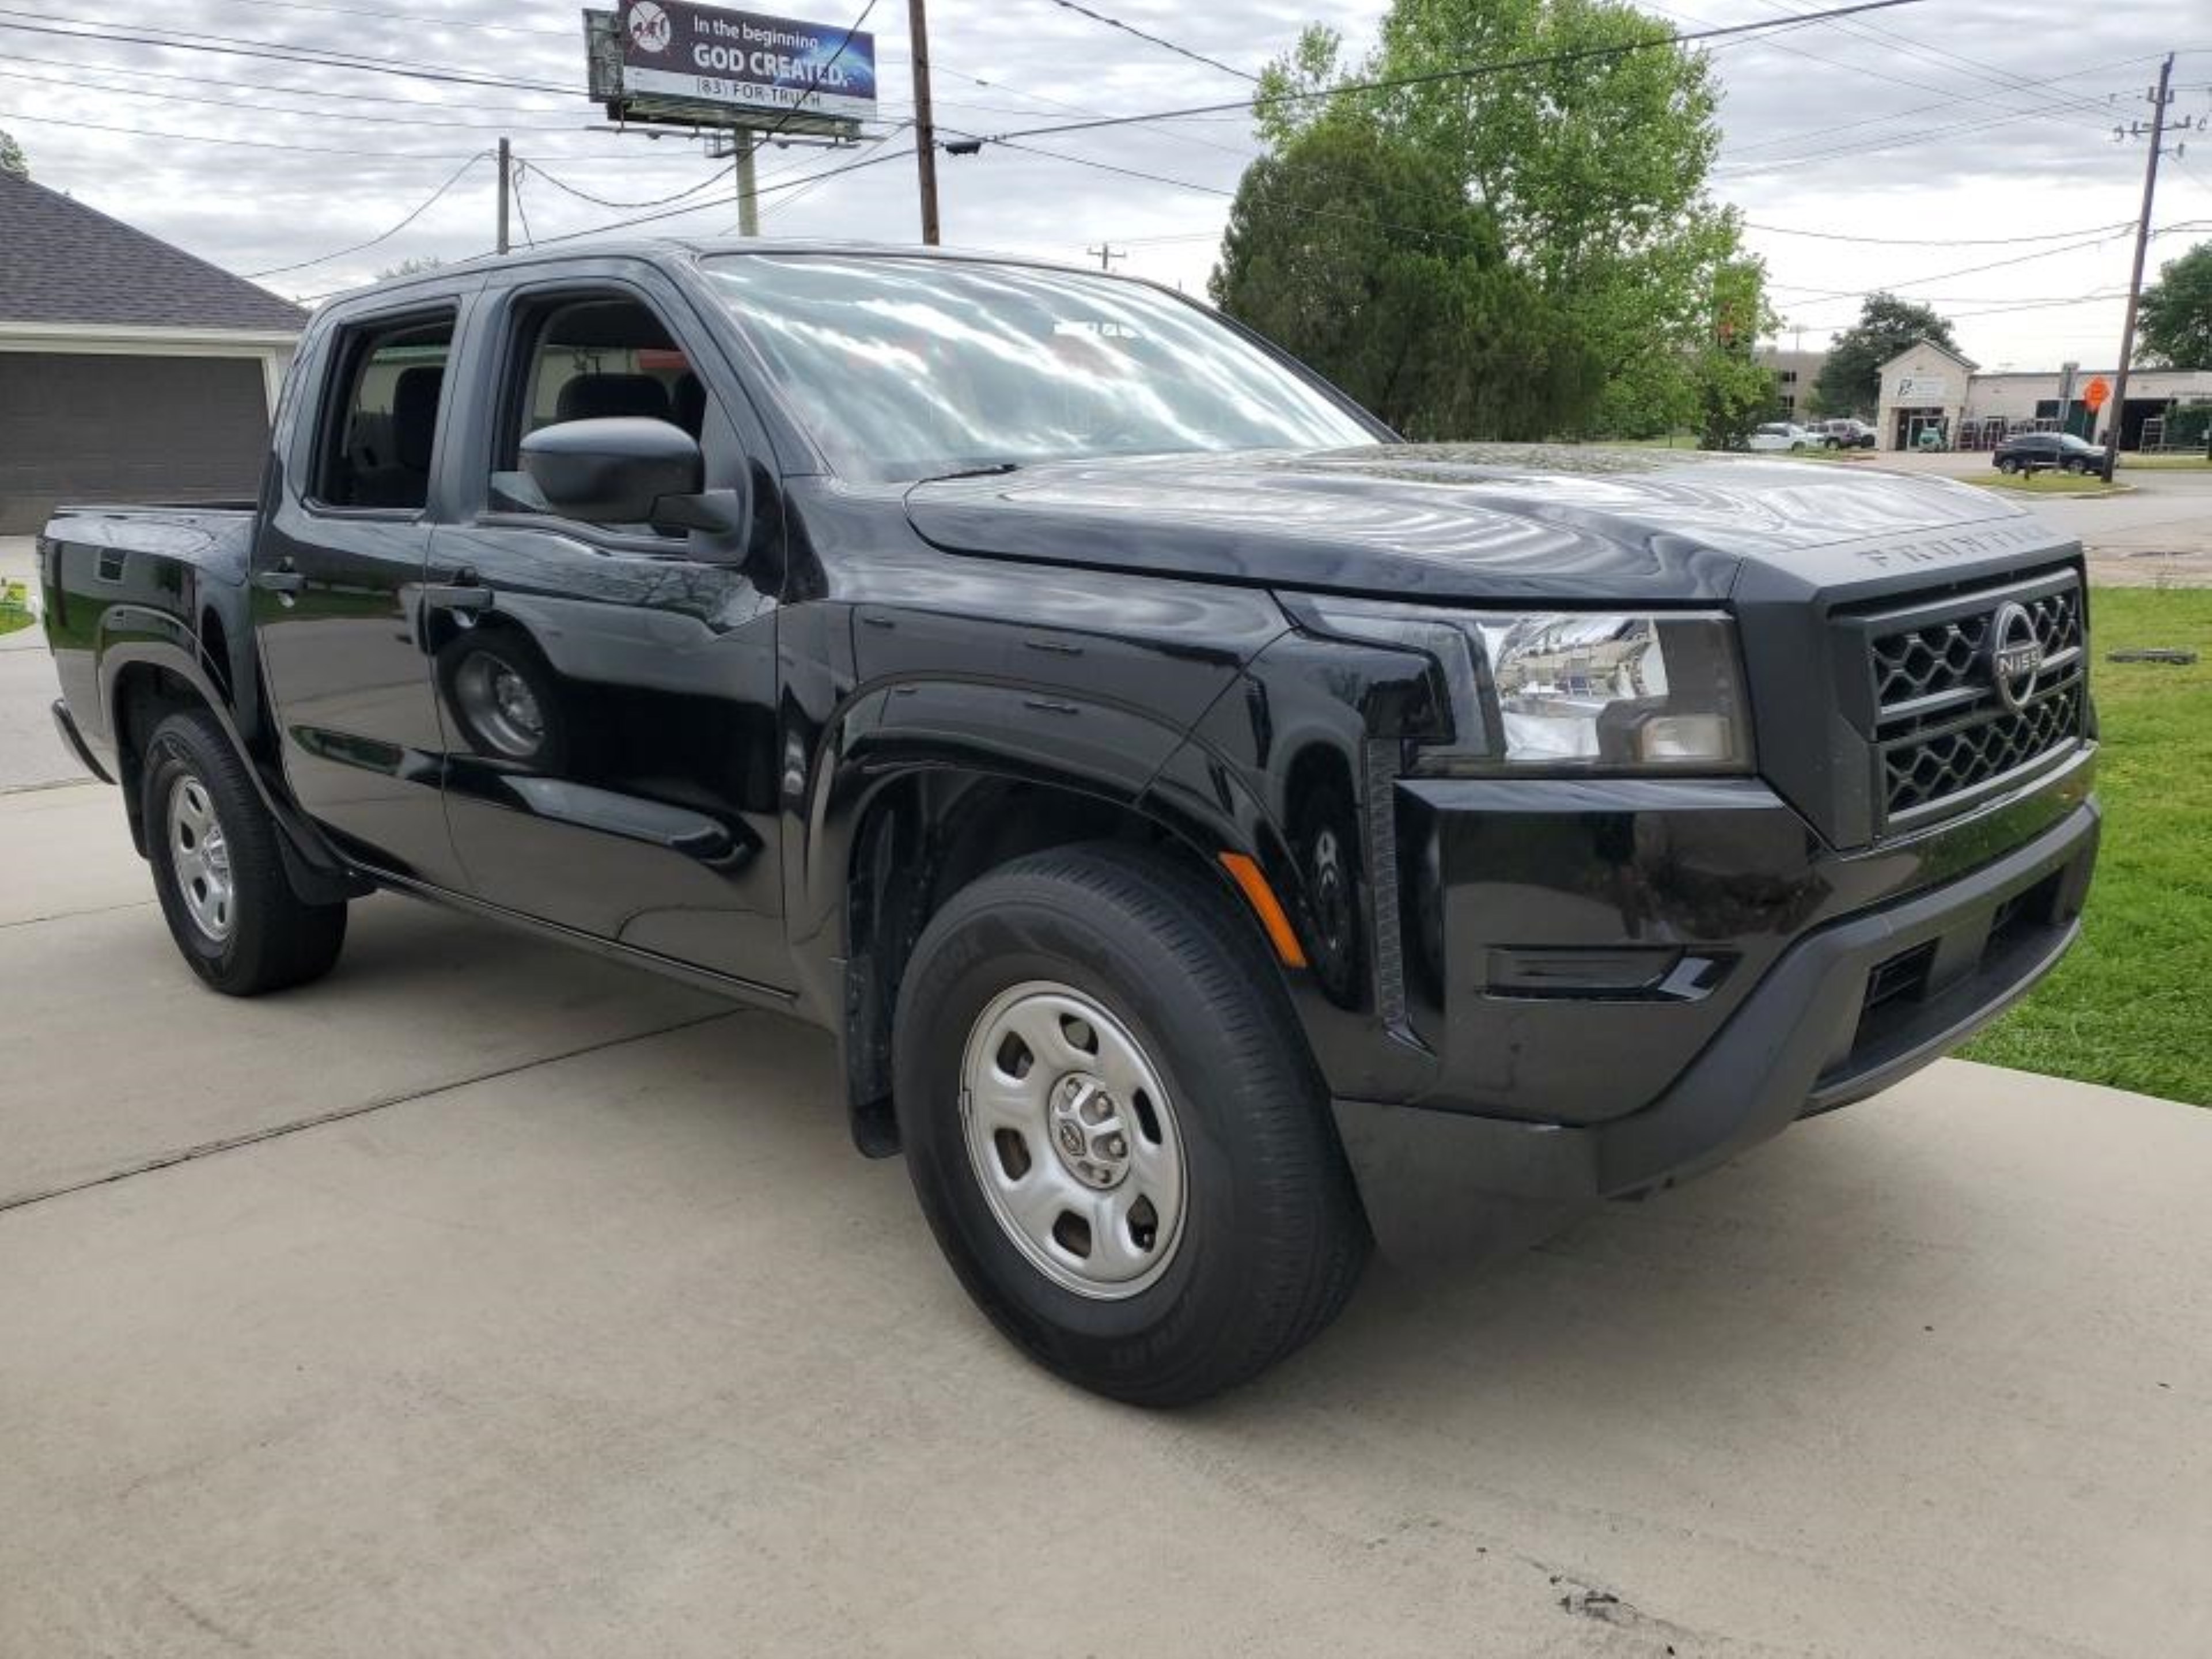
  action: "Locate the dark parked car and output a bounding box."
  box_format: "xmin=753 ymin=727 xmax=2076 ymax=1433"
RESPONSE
xmin=39 ymin=242 xmax=2099 ymax=1403
xmin=1994 ymin=431 xmax=2105 ymax=475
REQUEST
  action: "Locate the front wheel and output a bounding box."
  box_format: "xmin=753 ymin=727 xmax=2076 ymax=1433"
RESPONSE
xmin=142 ymin=709 xmax=347 ymax=995
xmin=893 ymin=844 xmax=1370 ymax=1405
xmin=1998 ymin=457 xmax=2021 ymax=475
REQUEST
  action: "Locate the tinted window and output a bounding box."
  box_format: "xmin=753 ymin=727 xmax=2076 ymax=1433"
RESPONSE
xmin=493 ymin=293 xmax=711 ymax=521
xmin=703 ymin=253 xmax=1376 ymax=482
xmin=316 ymin=313 xmax=454 ymax=510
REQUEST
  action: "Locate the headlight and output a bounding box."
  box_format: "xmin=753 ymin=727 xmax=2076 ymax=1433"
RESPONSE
xmin=1285 ymin=596 xmax=1753 ymax=774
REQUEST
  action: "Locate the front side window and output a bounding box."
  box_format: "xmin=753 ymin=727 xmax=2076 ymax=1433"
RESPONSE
xmin=492 ymin=292 xmax=712 ymax=523
xmin=316 ymin=313 xmax=454 ymax=510
xmin=703 ymin=253 xmax=1378 ymax=483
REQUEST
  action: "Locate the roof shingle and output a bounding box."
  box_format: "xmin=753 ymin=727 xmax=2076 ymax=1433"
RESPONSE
xmin=0 ymin=169 xmax=306 ymax=332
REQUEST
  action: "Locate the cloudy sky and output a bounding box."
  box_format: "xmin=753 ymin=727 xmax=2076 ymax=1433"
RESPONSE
xmin=3 ymin=0 xmax=2209 ymax=368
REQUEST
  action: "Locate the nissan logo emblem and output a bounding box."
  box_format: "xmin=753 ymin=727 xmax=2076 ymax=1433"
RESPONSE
xmin=1987 ymin=600 xmax=2044 ymax=713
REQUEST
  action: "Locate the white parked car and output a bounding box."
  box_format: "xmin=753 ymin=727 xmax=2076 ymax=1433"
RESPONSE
xmin=1746 ymin=422 xmax=1822 ymax=453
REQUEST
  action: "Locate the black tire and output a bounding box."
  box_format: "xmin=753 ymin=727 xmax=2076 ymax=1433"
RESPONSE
xmin=142 ymin=709 xmax=347 ymax=996
xmin=1998 ymin=457 xmax=2021 ymax=475
xmin=893 ymin=842 xmax=1370 ymax=1406
xmin=2064 ymin=458 xmax=2088 ymax=475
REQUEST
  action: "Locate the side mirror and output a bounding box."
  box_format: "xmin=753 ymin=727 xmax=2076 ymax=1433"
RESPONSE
xmin=521 ymin=416 xmax=704 ymax=526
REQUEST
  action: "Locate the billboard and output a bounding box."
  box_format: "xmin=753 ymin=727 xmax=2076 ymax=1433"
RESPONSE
xmin=614 ymin=0 xmax=877 ymax=125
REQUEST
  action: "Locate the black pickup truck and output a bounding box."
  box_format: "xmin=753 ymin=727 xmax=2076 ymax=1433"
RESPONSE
xmin=41 ymin=242 xmax=2098 ymax=1403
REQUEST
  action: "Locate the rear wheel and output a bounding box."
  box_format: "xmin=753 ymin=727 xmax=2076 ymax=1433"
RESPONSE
xmin=1998 ymin=456 xmax=2022 ymax=475
xmin=893 ymin=843 xmax=1370 ymax=1406
xmin=142 ymin=709 xmax=347 ymax=995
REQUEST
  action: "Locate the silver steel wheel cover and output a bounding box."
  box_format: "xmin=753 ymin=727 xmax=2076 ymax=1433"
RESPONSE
xmin=165 ymin=771 xmax=234 ymax=943
xmin=959 ymin=981 xmax=1189 ymax=1300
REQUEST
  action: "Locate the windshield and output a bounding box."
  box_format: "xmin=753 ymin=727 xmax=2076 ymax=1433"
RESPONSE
xmin=702 ymin=253 xmax=1380 ymax=482
xmin=2059 ymin=434 xmax=2100 ymax=452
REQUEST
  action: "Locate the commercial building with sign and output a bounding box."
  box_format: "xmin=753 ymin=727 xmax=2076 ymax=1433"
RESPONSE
xmin=1875 ymin=337 xmax=2212 ymax=454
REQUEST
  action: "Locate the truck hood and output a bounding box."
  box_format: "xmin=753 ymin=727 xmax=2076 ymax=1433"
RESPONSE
xmin=903 ymin=444 xmax=2059 ymax=604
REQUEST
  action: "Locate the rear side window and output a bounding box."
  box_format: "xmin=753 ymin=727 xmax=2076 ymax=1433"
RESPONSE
xmin=314 ymin=311 xmax=456 ymax=511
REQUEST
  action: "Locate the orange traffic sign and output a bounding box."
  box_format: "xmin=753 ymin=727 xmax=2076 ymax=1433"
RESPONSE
xmin=2084 ymin=376 xmax=2111 ymax=412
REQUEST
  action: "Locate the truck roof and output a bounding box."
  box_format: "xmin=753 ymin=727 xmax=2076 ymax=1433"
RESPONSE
xmin=305 ymin=236 xmax=1120 ymax=312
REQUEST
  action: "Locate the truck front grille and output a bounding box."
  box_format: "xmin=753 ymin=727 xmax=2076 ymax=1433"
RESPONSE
xmin=1852 ymin=569 xmax=2088 ymax=832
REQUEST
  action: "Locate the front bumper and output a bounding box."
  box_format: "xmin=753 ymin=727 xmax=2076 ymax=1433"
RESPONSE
xmin=1330 ymin=757 xmax=2097 ymax=1253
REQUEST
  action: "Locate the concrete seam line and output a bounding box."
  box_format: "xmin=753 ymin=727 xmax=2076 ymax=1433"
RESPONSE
xmin=0 ymin=1007 xmax=749 ymax=1218
xmin=0 ymin=899 xmax=157 ymax=930
xmin=0 ymin=777 xmax=103 ymax=797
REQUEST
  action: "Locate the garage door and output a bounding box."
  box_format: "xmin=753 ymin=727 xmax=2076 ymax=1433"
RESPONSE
xmin=0 ymin=353 xmax=270 ymax=535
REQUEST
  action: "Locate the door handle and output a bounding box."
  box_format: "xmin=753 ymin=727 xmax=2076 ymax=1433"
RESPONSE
xmin=253 ymin=569 xmax=306 ymax=594
xmin=424 ymin=581 xmax=495 ymax=613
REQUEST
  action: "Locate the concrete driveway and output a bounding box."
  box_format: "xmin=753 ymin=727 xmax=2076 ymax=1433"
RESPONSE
xmin=6 ymin=781 xmax=2212 ymax=1654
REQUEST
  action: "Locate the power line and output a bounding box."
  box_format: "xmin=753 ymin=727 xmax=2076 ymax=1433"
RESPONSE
xmin=1037 ymin=0 xmax=1256 ymax=83
xmin=0 ymin=47 xmax=574 ymax=113
xmin=1747 ymin=218 xmax=2137 ymax=247
xmin=0 ymin=58 xmax=589 ymax=131
xmin=0 ymin=103 xmax=478 ymax=158
xmin=523 ymin=142 xmax=918 ymax=245
xmin=189 ymin=0 xmax=572 ymax=37
xmin=932 ymin=60 xmax=1252 ymax=161
xmin=0 ymin=10 xmax=579 ymax=98
xmin=246 ymin=150 xmax=488 ymax=278
xmin=958 ymin=0 xmax=1938 ymax=147
xmin=521 ymin=158 xmax=739 ymax=212
xmin=752 ymin=0 xmax=879 ymax=148
xmin=1762 ymin=232 xmax=2134 ymax=302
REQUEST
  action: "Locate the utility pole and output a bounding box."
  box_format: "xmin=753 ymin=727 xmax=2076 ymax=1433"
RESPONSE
xmin=1088 ymin=243 xmax=1125 ymax=272
xmin=907 ymin=0 xmax=941 ymax=244
xmin=2103 ymin=54 xmax=2174 ymax=482
xmin=496 ymin=135 xmax=512 ymax=256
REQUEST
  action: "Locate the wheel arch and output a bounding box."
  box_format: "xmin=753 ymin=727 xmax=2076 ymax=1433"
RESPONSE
xmin=100 ymin=641 xmax=364 ymax=901
xmin=828 ymin=751 xmax=1302 ymax=1159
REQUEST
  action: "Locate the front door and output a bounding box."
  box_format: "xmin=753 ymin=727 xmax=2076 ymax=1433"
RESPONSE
xmin=426 ymin=279 xmax=790 ymax=992
xmin=252 ymin=303 xmax=469 ymax=885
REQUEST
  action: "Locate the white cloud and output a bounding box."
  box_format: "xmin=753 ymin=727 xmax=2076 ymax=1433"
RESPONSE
xmin=3 ymin=0 xmax=2204 ymax=366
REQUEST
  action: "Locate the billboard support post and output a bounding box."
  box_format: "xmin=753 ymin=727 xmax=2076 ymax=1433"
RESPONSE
xmin=736 ymin=133 xmax=759 ymax=236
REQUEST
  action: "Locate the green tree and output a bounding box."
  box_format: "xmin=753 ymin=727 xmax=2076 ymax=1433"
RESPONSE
xmin=1210 ymin=115 xmax=1600 ymax=440
xmin=1255 ymin=1 xmax=1740 ymax=436
xmin=1812 ymin=292 xmax=1960 ymax=418
xmin=1695 ymin=260 xmax=1779 ymax=449
xmin=2135 ymin=242 xmax=2212 ymax=369
xmin=0 ymin=128 xmax=27 ymax=179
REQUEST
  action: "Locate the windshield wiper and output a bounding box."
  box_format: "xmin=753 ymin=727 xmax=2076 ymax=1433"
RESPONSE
xmin=914 ymin=461 xmax=1021 ymax=484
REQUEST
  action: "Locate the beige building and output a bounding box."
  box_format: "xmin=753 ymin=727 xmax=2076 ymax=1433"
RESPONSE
xmin=1874 ymin=338 xmax=2212 ymax=453
xmin=1754 ymin=345 xmax=1828 ymax=423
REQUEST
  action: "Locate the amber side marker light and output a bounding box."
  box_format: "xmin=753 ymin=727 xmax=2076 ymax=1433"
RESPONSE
xmin=1217 ymin=851 xmax=1309 ymax=969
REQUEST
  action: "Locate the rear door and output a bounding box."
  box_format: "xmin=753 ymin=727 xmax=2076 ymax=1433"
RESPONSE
xmin=424 ymin=268 xmax=791 ymax=992
xmin=251 ymin=298 xmax=471 ymax=885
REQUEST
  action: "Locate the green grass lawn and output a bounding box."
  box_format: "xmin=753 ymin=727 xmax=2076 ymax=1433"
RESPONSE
xmin=1968 ymin=472 xmax=2130 ymax=497
xmin=1959 ymin=586 xmax=2212 ymax=1104
xmin=2122 ymin=455 xmax=2212 ymax=469
xmin=0 ymin=608 xmax=33 ymax=638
